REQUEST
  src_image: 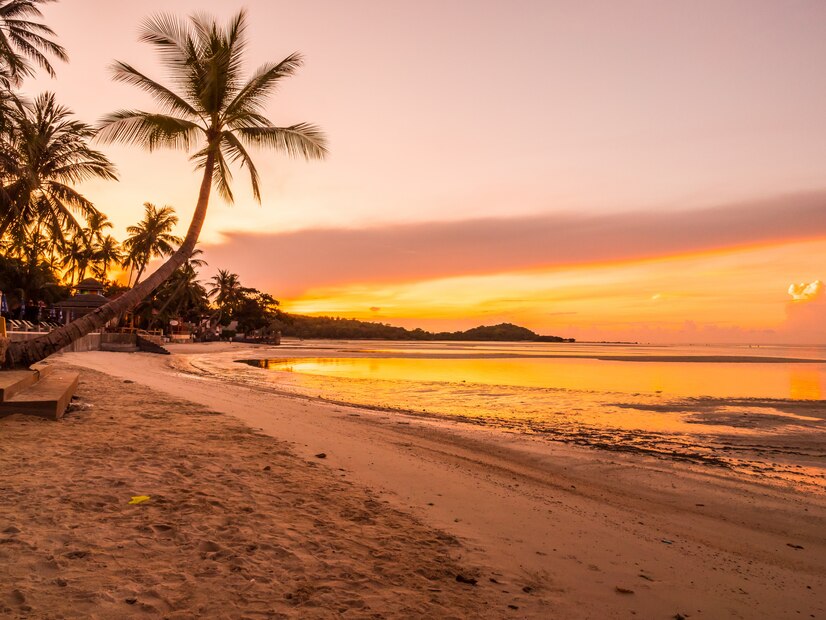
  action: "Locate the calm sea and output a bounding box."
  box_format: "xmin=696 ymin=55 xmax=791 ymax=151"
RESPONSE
xmin=186 ymin=340 xmax=826 ymax=491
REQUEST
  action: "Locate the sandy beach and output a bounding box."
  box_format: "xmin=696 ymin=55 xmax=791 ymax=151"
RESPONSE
xmin=2 ymin=343 xmax=825 ymax=618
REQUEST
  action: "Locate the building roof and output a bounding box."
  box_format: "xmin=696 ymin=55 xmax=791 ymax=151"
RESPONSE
xmin=74 ymin=278 xmax=105 ymax=291
xmin=54 ymin=293 xmax=108 ymax=309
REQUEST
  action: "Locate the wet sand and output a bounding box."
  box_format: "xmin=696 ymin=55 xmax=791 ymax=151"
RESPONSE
xmin=222 ymin=345 xmax=826 ymax=491
xmin=2 ymin=344 xmax=825 ymax=618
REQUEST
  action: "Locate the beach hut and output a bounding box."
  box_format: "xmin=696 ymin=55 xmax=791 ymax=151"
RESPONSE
xmin=54 ymin=278 xmax=109 ymax=324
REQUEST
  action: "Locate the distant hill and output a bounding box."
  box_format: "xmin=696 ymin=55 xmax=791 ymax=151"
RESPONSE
xmin=275 ymin=315 xmax=574 ymax=342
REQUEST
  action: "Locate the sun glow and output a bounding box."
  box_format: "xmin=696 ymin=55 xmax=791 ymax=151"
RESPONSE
xmin=283 ymin=238 xmax=826 ymax=342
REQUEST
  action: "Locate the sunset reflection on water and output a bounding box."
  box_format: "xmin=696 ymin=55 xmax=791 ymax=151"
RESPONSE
xmin=248 ymin=355 xmax=826 ymax=401
xmin=219 ymin=342 xmax=826 ymax=490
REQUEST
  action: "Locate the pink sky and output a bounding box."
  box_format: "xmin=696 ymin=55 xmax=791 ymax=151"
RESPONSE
xmin=24 ymin=1 xmax=826 ymax=341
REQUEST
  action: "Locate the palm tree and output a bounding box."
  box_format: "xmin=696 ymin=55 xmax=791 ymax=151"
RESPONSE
xmin=0 ymin=92 xmax=117 ymax=240
xmin=183 ymin=247 xmax=206 ymax=270
xmin=82 ymin=211 xmax=116 ymax=280
xmin=58 ymin=232 xmax=91 ymax=286
xmin=152 ymin=264 xmax=209 ymax=324
xmin=208 ymin=268 xmax=243 ymax=321
xmin=82 ymin=211 xmax=112 ymax=245
xmin=91 ymin=233 xmax=122 ymax=282
xmin=7 ymin=10 xmax=326 ymax=365
xmin=147 ymin=248 xmax=207 ymax=328
xmin=122 ymin=202 xmax=181 ymax=285
xmin=0 ymin=0 xmax=67 ymax=86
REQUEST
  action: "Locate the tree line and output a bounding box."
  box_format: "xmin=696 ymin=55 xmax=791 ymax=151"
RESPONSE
xmin=0 ymin=2 xmax=326 ymax=365
xmin=275 ymin=316 xmax=573 ymax=342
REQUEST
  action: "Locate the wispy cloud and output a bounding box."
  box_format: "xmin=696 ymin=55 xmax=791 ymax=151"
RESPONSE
xmin=203 ymin=191 xmax=826 ymax=296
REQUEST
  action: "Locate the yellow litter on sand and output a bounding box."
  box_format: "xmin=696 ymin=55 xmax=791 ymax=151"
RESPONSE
xmin=128 ymin=495 xmax=151 ymax=505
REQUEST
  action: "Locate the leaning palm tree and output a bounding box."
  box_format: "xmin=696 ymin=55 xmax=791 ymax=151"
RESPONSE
xmin=0 ymin=92 xmax=116 ymax=240
xmin=7 ymin=9 xmax=326 ymax=365
xmin=0 ymin=0 xmax=67 ymax=87
xmin=122 ymin=202 xmax=180 ymax=285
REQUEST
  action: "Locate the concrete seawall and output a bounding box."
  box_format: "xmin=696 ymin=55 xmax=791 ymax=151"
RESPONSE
xmin=8 ymin=332 xmax=103 ymax=353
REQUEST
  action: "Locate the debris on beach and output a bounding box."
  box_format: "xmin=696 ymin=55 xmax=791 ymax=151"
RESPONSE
xmin=456 ymin=574 xmax=478 ymax=586
xmin=128 ymin=495 xmax=151 ymax=505
xmin=314 ymin=452 xmax=327 ymax=459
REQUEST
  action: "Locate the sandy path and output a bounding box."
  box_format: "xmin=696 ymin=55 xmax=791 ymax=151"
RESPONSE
xmin=54 ymin=348 xmax=826 ymax=619
xmin=1 ymin=368 xmax=513 ymax=619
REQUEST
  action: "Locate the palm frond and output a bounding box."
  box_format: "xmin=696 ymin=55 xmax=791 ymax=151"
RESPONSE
xmin=42 ymin=181 xmax=97 ymax=214
xmin=110 ymin=61 xmax=201 ymax=121
xmin=0 ymin=0 xmax=66 ymax=82
xmin=224 ymin=53 xmax=303 ymax=120
xmin=138 ymin=12 xmax=194 ymax=69
xmin=221 ymin=131 xmax=260 ymax=202
xmin=97 ymin=110 xmax=202 ymax=151
xmin=237 ymin=123 xmax=328 ymax=160
xmin=212 ymin=147 xmax=234 ymax=203
xmin=47 ymin=156 xmax=118 ymax=184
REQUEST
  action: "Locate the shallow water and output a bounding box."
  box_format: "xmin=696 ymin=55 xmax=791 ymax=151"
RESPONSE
xmin=189 ymin=340 xmax=826 ymax=491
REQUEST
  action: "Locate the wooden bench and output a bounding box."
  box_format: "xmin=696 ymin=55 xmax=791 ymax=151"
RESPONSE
xmin=0 ymin=367 xmax=79 ymax=420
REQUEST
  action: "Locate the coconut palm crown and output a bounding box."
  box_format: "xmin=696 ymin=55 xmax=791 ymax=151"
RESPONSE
xmin=122 ymin=202 xmax=181 ymax=285
xmin=0 ymin=92 xmax=117 ymax=240
xmin=6 ymin=9 xmax=326 ymax=366
xmin=97 ymin=9 xmax=326 ymax=204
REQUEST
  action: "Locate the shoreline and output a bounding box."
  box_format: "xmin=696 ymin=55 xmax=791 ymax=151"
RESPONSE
xmin=41 ymin=345 xmax=826 ymax=618
xmin=191 ymin=344 xmax=826 ymax=493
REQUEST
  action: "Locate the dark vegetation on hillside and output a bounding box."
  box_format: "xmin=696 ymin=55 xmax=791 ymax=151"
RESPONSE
xmin=275 ymin=315 xmax=574 ymax=342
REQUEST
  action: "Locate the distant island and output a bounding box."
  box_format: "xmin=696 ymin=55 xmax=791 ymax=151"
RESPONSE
xmin=274 ymin=315 xmax=574 ymax=342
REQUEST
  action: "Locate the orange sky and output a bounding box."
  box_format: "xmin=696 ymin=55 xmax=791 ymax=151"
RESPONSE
xmin=24 ymin=1 xmax=826 ymax=342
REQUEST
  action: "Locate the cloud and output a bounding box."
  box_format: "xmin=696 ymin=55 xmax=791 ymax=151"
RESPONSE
xmin=202 ymin=190 xmax=826 ymax=297
xmin=783 ymin=280 xmax=826 ymax=342
xmin=788 ymin=280 xmax=824 ymax=301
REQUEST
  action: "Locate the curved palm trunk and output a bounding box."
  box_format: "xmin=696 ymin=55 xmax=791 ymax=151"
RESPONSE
xmin=6 ymin=152 xmax=216 ymax=367
xmin=148 ymin=278 xmax=187 ymax=330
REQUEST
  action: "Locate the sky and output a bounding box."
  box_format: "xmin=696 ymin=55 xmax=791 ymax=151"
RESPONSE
xmin=24 ymin=0 xmax=826 ymax=342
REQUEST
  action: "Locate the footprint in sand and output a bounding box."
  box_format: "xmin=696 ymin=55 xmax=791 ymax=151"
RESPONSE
xmin=199 ymin=540 xmax=222 ymax=553
xmin=150 ymin=523 xmax=176 ymax=537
